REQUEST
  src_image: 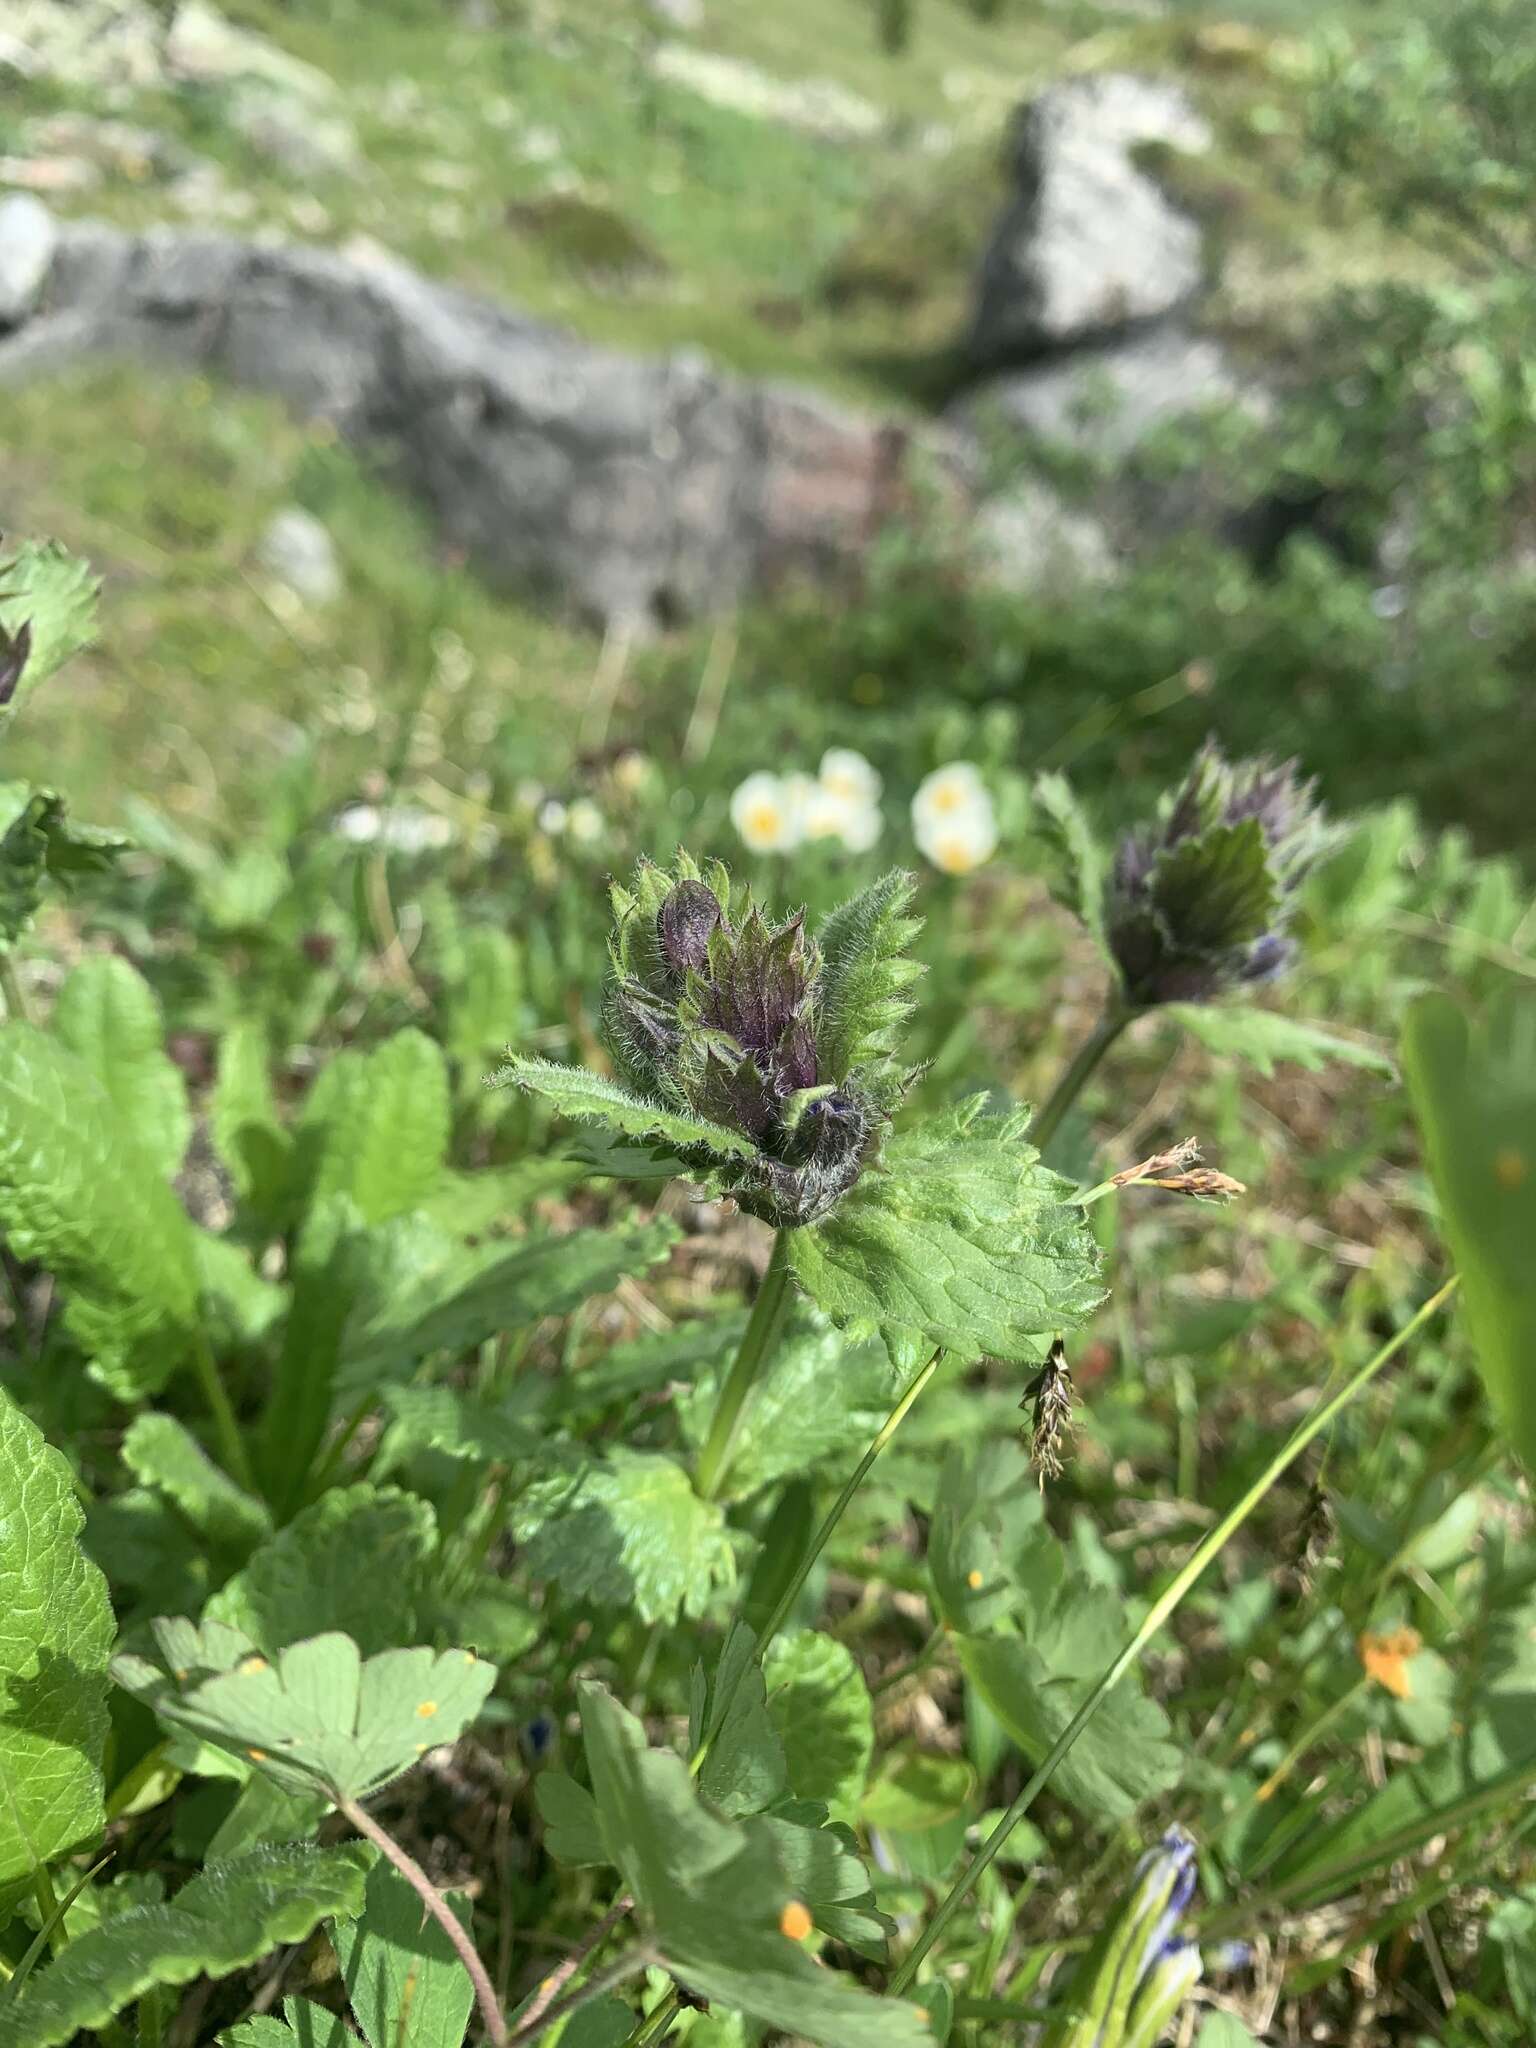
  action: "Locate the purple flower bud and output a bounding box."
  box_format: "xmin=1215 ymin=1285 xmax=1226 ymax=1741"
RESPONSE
xmin=657 ymin=879 xmax=723 ymax=978
xmin=1108 ymin=744 xmax=1333 ymax=1008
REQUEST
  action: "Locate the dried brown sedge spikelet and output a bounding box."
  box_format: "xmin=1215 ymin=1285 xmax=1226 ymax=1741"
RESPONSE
xmin=1024 ymin=1337 xmax=1074 ymax=1487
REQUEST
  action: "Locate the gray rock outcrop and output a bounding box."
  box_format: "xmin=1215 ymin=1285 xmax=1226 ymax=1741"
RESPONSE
xmin=956 ymin=327 xmax=1266 ymax=464
xmin=0 ymin=218 xmax=947 ymax=627
xmin=968 ymin=73 xmax=1210 ymax=367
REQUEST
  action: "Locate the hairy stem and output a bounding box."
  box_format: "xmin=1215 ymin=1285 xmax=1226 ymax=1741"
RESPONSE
xmin=189 ymin=1330 xmax=256 ymax=1494
xmin=889 ymin=1276 xmax=1459 ymax=1993
xmin=513 ymin=1894 xmax=634 ymax=2039
xmin=336 ymin=1795 xmax=508 ymax=2048
xmin=694 ymin=1231 xmax=794 ymax=1503
xmin=1028 ymin=1002 xmax=1134 ymax=1157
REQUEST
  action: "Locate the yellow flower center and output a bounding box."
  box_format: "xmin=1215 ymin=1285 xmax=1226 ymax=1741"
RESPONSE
xmin=745 ymin=802 xmax=782 ymax=840
xmin=933 ymin=833 xmax=979 ymax=875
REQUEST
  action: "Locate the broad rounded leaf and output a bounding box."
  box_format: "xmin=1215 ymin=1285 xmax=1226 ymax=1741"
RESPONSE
xmin=112 ymin=1620 xmax=497 ymax=1802
xmin=763 ymin=1633 xmax=873 ymax=1825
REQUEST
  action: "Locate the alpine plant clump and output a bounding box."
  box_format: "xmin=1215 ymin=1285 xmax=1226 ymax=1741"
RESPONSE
xmin=511 ymin=853 xmax=922 ymax=1228
xmin=1107 ymin=744 xmax=1336 ymax=1009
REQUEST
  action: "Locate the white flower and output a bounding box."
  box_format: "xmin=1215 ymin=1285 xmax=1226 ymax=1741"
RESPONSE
xmin=538 ymin=798 xmax=569 ymax=836
xmin=819 ymin=748 xmax=883 ymax=809
xmin=730 ymin=771 xmax=801 ymax=854
xmin=334 ymin=802 xmax=381 ymax=844
xmin=567 ymin=798 xmax=604 ymax=844
xmin=383 ymin=808 xmax=453 ymax=855
xmin=838 ymin=800 xmax=884 ymax=853
xmin=912 ymin=762 xmax=998 ymax=875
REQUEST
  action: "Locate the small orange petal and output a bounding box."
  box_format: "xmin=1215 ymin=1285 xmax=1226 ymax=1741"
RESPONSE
xmin=966 ymin=1569 xmax=984 ymax=1591
xmin=780 ymin=1901 xmax=813 ymax=1941
xmin=247 ymin=1747 xmax=268 ymax=1762
xmin=1359 ymin=1627 xmax=1421 ymax=1700
xmin=417 ymin=1700 xmax=439 ymax=1718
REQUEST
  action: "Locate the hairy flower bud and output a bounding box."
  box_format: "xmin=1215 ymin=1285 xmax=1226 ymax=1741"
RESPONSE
xmin=602 ymin=855 xmax=911 ymax=1227
xmin=1108 ymin=744 xmax=1334 ymax=1008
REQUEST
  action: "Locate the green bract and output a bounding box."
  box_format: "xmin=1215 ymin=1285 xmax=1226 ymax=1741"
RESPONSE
xmin=506 ymin=856 xmax=1102 ymax=1361
xmin=504 ymin=855 xmax=922 ymax=1228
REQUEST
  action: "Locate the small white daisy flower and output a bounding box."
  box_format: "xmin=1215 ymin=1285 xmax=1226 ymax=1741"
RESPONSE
xmin=538 ymin=798 xmax=570 ymax=836
xmin=912 ymin=762 xmax=998 ymax=875
xmin=730 ymin=771 xmax=801 ymax=854
xmin=838 ymin=801 xmax=884 ymax=854
xmin=818 ymin=748 xmax=883 ymax=809
xmin=334 ymin=803 xmax=382 ymax=844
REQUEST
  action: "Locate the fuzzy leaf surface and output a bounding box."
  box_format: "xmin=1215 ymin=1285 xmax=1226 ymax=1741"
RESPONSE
xmin=0 ymin=1387 xmax=113 ymax=1884
xmin=813 ymin=870 xmax=923 ymax=1099
xmin=1033 ymin=773 xmax=1107 ymax=943
xmin=205 ymin=1486 xmax=437 ymax=1656
xmin=789 ymin=1098 xmax=1103 ymax=1361
xmin=121 ymin=1414 xmax=272 ymax=1562
xmin=500 ymin=1057 xmax=756 ymax=1161
xmin=0 ymin=1025 xmax=199 ymax=1392
xmin=0 ymin=1844 xmax=369 ymax=2048
xmin=53 ymin=955 xmax=191 ymax=1180
xmin=0 ymin=541 xmax=99 ymax=715
xmin=515 ymin=1451 xmax=733 ymax=1626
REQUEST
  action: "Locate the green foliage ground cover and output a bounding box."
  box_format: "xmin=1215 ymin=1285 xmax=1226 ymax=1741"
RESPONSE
xmin=0 ymin=0 xmax=1535 ymax=2043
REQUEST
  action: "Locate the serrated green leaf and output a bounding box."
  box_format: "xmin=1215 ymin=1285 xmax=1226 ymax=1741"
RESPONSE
xmin=333 ymin=1859 xmax=474 ymax=2048
xmin=678 ymin=1312 xmax=894 ymax=1503
xmin=515 ymin=1450 xmax=733 ymax=1626
xmin=111 ymin=1621 xmax=496 ymax=1803
xmin=1169 ymin=1004 xmax=1394 ymax=1079
xmin=53 ymin=955 xmax=191 ymax=1180
xmin=763 ymin=1635 xmax=873 ymax=1826
xmin=195 ymin=1230 xmax=288 ymax=1353
xmin=0 ymin=1386 xmax=113 ymax=1885
xmin=308 ymin=1030 xmax=451 ymax=1226
xmin=0 ymin=541 xmax=98 ymax=717
xmin=223 ymin=2007 xmax=352 ymax=2048
xmin=121 ymin=1414 xmax=272 ymax=1562
xmin=749 ymin=1803 xmax=893 ymax=1962
xmin=958 ymin=1630 xmax=1182 ymax=1822
xmin=578 ymin=1685 xmax=931 ymax=2048
xmin=690 ymin=1622 xmax=786 ymax=1820
xmin=378 ymin=1384 xmax=543 ymax=1467
xmin=211 ymin=1019 xmax=294 ymax=1221
xmin=1403 ymin=990 xmax=1536 ymax=1477
xmin=0 ymin=1024 xmax=200 ymax=1395
xmin=789 ymin=1099 xmax=1103 ymax=1362
xmin=206 ymin=1486 xmax=437 ymax=1656
xmin=535 ymin=1772 xmax=607 ymax=1865
xmin=813 ymin=871 xmax=923 ymax=1101
xmin=0 ymin=787 xmax=120 ymax=948
xmin=1032 ymin=773 xmax=1106 ymax=944
xmin=0 ymin=1843 xmax=369 ymax=2048
xmin=499 ymin=1058 xmax=756 ymax=1162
